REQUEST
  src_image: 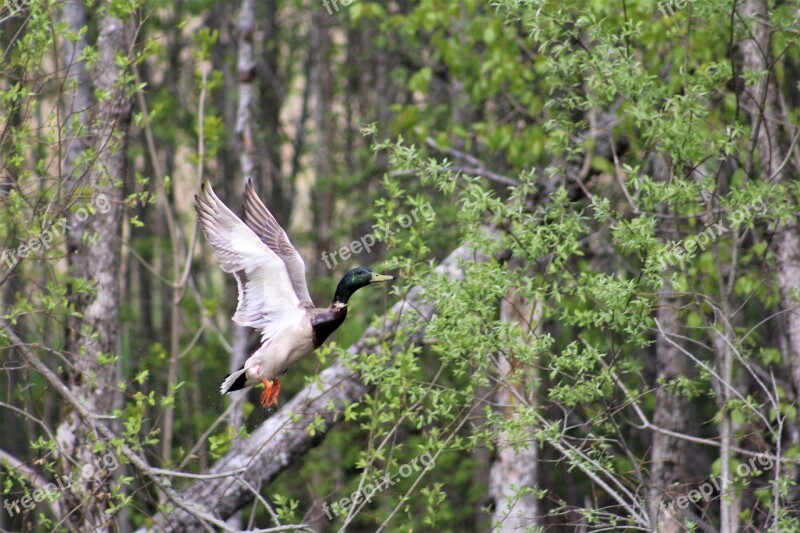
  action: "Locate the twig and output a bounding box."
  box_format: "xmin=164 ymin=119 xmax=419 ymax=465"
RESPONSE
xmin=425 ymin=137 xmax=520 ymax=186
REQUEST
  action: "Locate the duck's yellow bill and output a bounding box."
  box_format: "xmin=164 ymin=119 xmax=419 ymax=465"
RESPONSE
xmin=369 ymin=273 xmax=394 ymax=283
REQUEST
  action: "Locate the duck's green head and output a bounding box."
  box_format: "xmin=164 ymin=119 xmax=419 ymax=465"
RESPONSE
xmin=332 ymin=267 xmax=393 ymax=304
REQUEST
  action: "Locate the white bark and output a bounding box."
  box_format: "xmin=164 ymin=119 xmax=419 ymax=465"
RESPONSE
xmin=740 ymin=0 xmax=799 ymax=396
xmin=489 ymin=291 xmax=540 ymax=531
xmin=739 ymin=2 xmax=794 ymax=530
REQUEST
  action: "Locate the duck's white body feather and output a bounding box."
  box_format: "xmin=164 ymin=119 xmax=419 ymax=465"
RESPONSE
xmin=220 ymin=320 xmax=315 ymax=393
xmin=195 ymin=181 xmax=314 ymax=395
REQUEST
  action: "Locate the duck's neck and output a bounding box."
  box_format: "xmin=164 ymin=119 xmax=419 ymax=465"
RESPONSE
xmin=332 ymin=285 xmax=354 ymax=305
xmin=311 ymin=303 xmax=348 ymax=347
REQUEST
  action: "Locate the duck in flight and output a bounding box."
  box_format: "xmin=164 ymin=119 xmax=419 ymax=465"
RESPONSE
xmin=195 ymin=179 xmax=393 ymax=407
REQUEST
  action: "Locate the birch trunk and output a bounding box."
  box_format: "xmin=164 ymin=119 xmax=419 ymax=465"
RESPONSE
xmin=489 ymin=291 xmax=539 ymax=531
xmin=740 ymin=0 xmax=799 ymax=401
xmin=739 ymin=2 xmax=796 ymax=526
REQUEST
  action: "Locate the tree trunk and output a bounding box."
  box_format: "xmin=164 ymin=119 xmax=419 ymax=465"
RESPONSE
xmin=740 ymin=0 xmax=798 ymax=396
xmin=740 ymin=1 xmax=796 ymax=523
xmin=489 ymin=290 xmax=539 ymax=531
xmin=309 ymin=9 xmax=336 ymax=281
xmin=255 ymin=0 xmax=290 ymax=223
xmin=649 ymin=288 xmax=691 ymax=532
xmin=54 ymin=4 xmax=133 ymax=529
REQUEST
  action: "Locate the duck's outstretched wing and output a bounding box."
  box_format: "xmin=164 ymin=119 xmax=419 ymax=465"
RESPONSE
xmin=195 ymin=182 xmax=306 ymax=343
xmin=242 ymin=178 xmax=314 ymax=307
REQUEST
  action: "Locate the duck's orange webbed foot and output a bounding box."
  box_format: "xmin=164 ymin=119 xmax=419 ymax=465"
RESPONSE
xmin=260 ymin=378 xmax=281 ymax=408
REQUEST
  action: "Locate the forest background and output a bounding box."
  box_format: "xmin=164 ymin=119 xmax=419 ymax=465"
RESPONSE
xmin=1 ymin=0 xmax=799 ymax=531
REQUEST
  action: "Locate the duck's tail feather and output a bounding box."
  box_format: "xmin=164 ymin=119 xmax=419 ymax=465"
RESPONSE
xmin=221 ymin=365 xmax=248 ymax=394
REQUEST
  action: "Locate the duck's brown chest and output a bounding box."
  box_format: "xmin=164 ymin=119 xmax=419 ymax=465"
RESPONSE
xmin=311 ymin=305 xmax=348 ymax=347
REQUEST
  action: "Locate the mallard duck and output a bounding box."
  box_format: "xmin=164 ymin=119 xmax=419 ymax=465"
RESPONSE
xmin=195 ymin=179 xmax=393 ymax=408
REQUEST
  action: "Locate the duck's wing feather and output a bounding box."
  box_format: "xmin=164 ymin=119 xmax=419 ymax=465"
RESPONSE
xmin=195 ymin=182 xmax=306 ymax=343
xmin=242 ymin=178 xmax=314 ymax=308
